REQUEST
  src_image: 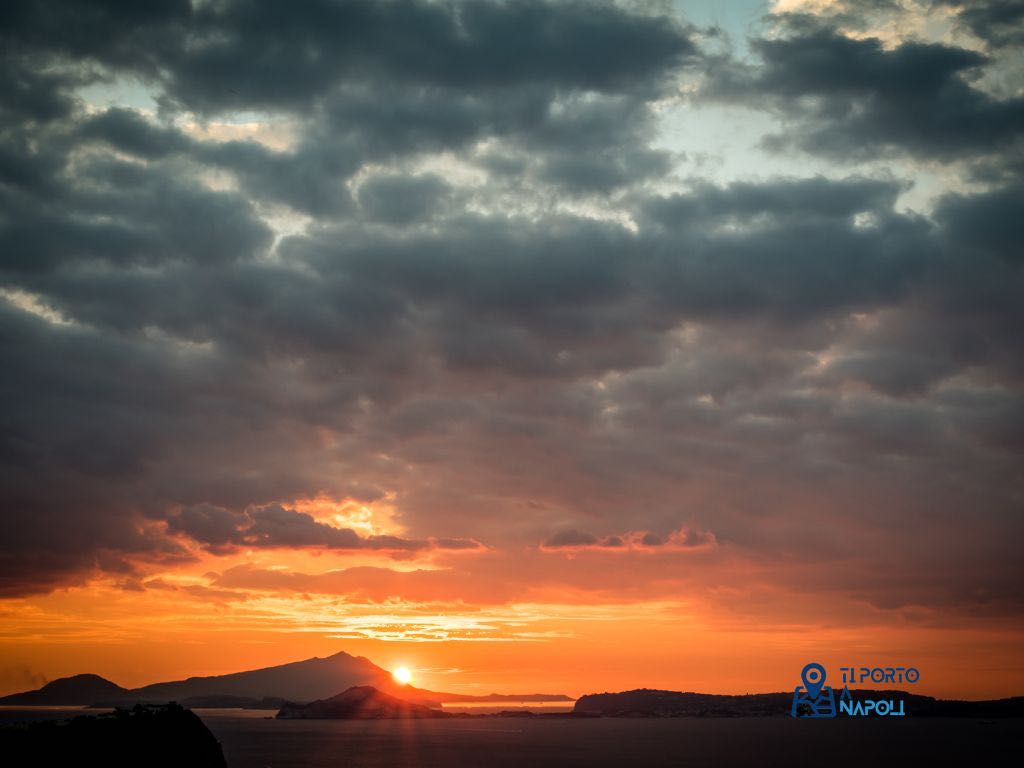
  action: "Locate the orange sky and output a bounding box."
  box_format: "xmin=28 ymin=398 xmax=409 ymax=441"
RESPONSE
xmin=2 ymin=519 xmax=1022 ymax=701
xmin=2 ymin=0 xmax=1024 ymax=711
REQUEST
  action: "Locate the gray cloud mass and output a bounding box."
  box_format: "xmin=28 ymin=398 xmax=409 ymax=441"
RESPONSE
xmin=0 ymin=0 xmax=1021 ymax=624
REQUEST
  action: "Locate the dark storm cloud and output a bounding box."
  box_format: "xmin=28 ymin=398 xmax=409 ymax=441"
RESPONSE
xmin=166 ymin=502 xmax=479 ymax=554
xmin=938 ymin=0 xmax=1024 ymax=48
xmin=0 ymin=0 xmax=700 ymax=595
xmin=0 ymin=53 xmax=80 ymax=124
xmin=705 ymin=16 xmax=1024 ymax=160
xmin=2 ymin=0 xmax=695 ymax=202
xmin=78 ymin=107 xmax=191 ymax=159
xmin=540 ymin=526 xmax=714 ymax=551
xmin=642 ymin=176 xmax=903 ymax=224
xmin=934 ymin=182 xmax=1024 ymax=262
xmin=542 ymin=529 xmax=600 ymax=548
xmin=156 ymin=0 xmax=695 ymax=113
xmin=1 ymin=0 xmax=693 ymax=111
xmin=190 ymin=84 xmax=675 ymax=208
xmin=639 ymin=177 xmax=933 ymax=322
xmin=357 ymin=173 xmax=453 ymax=224
xmin=1 ymin=160 xmax=273 ymax=273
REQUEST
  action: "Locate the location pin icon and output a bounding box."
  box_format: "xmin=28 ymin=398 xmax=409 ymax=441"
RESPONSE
xmin=801 ymin=663 xmax=826 ymax=698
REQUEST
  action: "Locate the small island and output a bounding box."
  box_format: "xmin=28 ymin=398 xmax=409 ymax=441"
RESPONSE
xmin=276 ymin=686 xmax=454 ymax=719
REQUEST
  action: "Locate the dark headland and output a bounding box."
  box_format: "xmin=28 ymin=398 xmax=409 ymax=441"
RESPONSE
xmin=0 ymin=703 xmax=226 ymax=767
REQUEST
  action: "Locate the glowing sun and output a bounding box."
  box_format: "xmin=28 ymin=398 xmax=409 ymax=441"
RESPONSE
xmin=393 ymin=666 xmax=412 ymax=685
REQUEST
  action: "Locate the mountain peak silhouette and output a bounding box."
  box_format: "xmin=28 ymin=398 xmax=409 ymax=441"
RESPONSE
xmin=0 ymin=650 xmax=569 ymax=707
xmin=129 ymin=649 xmax=417 ymax=703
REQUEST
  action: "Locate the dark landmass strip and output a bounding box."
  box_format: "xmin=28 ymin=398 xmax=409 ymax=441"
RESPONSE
xmin=485 ymin=710 xmax=599 ymax=718
xmin=277 ymin=686 xmax=455 ymax=719
xmin=573 ymin=688 xmax=1024 ymax=717
xmin=1 ymin=651 xmax=569 ymax=708
xmin=181 ymin=695 xmax=287 ymax=710
xmin=574 ymin=690 xmax=789 ymax=717
xmin=10 ymin=656 xmax=1018 ymax=720
xmin=440 ymin=693 xmax=574 ymax=702
xmin=0 ymin=703 xmax=226 ymax=767
xmin=90 ymin=694 xmax=288 ymax=710
xmin=89 ymin=696 xmax=288 ymax=712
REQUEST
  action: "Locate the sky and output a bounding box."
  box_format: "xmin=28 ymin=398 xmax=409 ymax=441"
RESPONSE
xmin=1 ymin=0 xmax=1023 ymax=701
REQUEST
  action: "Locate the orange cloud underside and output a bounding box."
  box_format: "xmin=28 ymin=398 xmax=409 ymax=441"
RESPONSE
xmin=289 ymin=492 xmax=403 ymax=537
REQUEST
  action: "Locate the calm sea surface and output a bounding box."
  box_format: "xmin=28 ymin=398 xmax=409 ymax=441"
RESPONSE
xmin=2 ymin=707 xmax=1020 ymax=766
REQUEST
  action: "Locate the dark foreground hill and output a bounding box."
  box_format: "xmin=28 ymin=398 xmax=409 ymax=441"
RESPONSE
xmin=573 ymin=688 xmax=1024 ymax=717
xmin=276 ymin=685 xmax=454 ymax=719
xmin=0 ymin=703 xmax=226 ymax=767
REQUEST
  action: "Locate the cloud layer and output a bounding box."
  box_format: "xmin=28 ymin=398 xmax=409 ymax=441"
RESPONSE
xmin=0 ymin=0 xmax=1022 ymax=642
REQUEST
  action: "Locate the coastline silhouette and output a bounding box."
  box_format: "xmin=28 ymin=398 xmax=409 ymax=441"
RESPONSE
xmin=3 ymin=652 xmax=1021 ymax=719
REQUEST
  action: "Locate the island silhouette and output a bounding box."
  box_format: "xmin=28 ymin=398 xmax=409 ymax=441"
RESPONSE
xmin=0 ymin=673 xmax=131 ymax=705
xmin=276 ymin=685 xmax=453 ymax=719
xmin=0 ymin=650 xmax=570 ymax=709
xmin=2 ymin=651 xmax=1021 ymax=718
